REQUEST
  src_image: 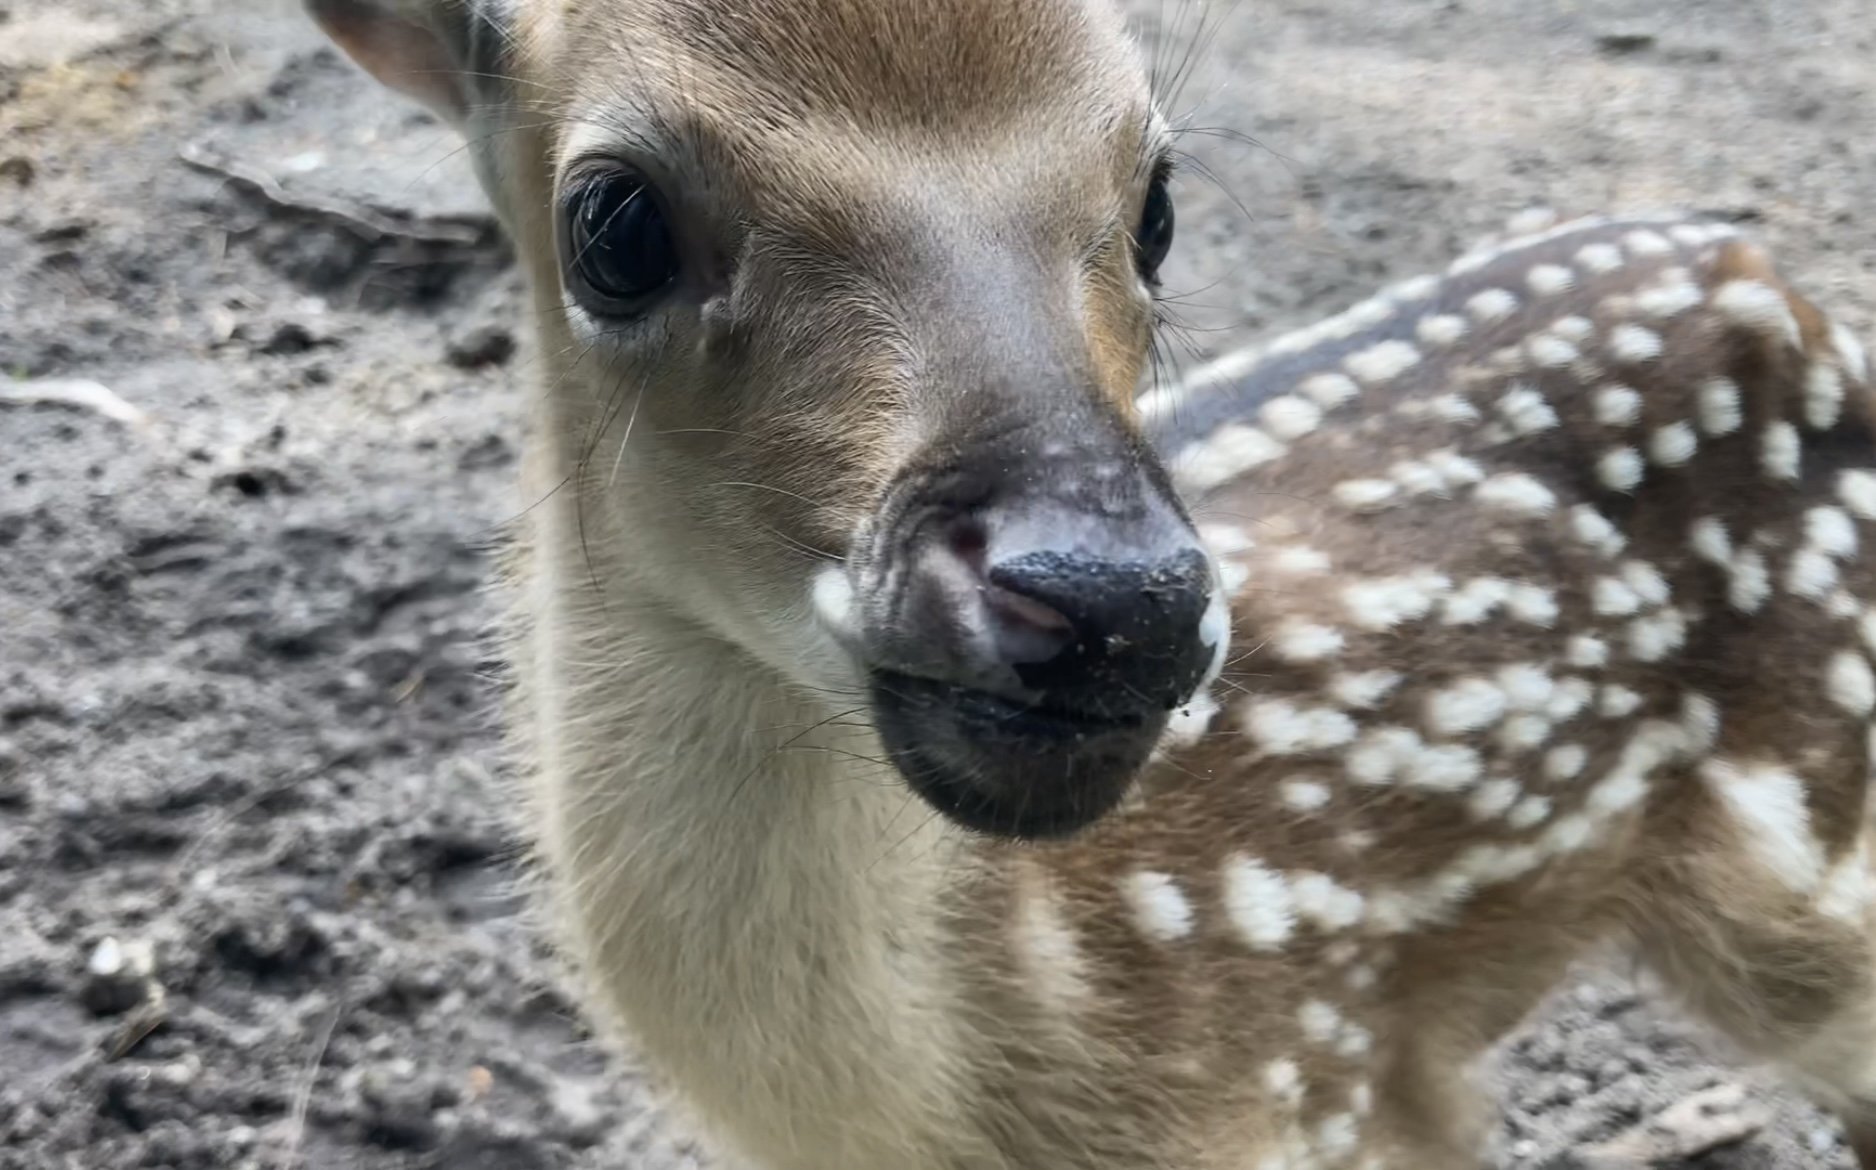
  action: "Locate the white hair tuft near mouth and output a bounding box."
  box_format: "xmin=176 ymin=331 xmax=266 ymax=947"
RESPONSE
xmin=811 ymin=565 xmax=860 ymax=644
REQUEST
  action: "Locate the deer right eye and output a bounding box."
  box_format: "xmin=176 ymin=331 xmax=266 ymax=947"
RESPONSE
xmin=562 ymin=171 xmax=681 ymax=316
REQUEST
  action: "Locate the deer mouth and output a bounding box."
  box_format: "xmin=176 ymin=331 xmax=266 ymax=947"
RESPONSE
xmin=867 ymin=669 xmax=1165 ymax=840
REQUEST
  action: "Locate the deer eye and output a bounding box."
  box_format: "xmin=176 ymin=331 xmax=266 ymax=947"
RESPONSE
xmin=1134 ymin=169 xmax=1175 ymax=283
xmin=562 ymin=170 xmax=680 ymax=316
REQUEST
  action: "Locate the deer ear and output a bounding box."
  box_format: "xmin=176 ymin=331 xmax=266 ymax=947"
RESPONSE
xmin=305 ymin=0 xmax=489 ymax=125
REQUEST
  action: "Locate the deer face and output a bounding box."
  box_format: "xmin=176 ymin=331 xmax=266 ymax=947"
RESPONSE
xmin=309 ymin=0 xmax=1228 ymax=840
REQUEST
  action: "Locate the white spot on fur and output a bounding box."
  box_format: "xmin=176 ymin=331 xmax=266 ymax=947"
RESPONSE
xmin=1509 ymin=795 xmax=1554 ymax=829
xmin=1547 ymin=678 xmax=1595 ymax=723
xmin=1409 ymin=742 xmax=1485 ymax=791
xmin=1575 ymin=242 xmax=1624 ymax=274
xmin=1635 ymin=281 xmax=1705 ymax=319
xmin=1807 ymin=507 xmax=1859 ymax=559
xmin=1762 ymin=421 xmax=1801 ymax=482
xmin=1698 ymin=377 xmax=1744 ymax=436
xmin=1477 ymin=473 xmax=1557 ymax=516
xmin=1527 ymin=264 xmax=1575 ymax=296
xmin=1827 ymin=652 xmax=1876 ymax=715
xmin=1264 ymin=1058 xmax=1305 ymax=1103
xmin=1626 ymin=607 xmax=1688 ymax=662
xmin=1427 ymin=677 xmax=1509 ymax=736
xmin=1342 ymin=573 xmax=1451 ymax=630
xmin=1274 ymin=546 xmax=1332 ymax=575
xmin=1729 ymin=549 xmax=1772 ymax=612
xmin=1224 ymin=855 xmax=1296 ymax=952
xmin=1299 ymin=373 xmax=1362 ymax=410
xmin=1787 ymin=548 xmax=1839 ymax=600
xmin=1467 ymin=288 xmax=1519 ymax=322
xmin=1500 ymin=713 xmax=1552 ymax=753
xmin=1121 ymin=871 xmax=1194 ymax=942
xmin=1330 ymin=670 xmax=1403 ymax=710
xmin=1497 ymin=384 xmax=1560 ymax=435
xmin=1344 ymin=340 xmax=1422 ymax=386
xmin=1600 ymin=685 xmax=1644 ymax=718
xmin=1566 ymin=635 xmax=1609 ymax=671
xmin=1429 ymin=393 xmax=1483 ymax=424
xmin=1497 ymin=664 xmax=1556 ymax=711
xmin=1527 ymin=334 xmax=1580 ymax=369
xmin=1417 ymin=314 xmax=1469 ymax=347
xmin=1334 ymin=478 xmax=1402 ymax=513
xmin=1703 ymin=758 xmax=1825 ymax=892
xmin=1320 ymin=1113 xmax=1362 ymax=1156
xmin=1712 ymin=280 xmax=1802 ymax=348
xmin=1680 ymin=693 xmax=1721 ymax=754
xmin=1542 ymin=814 xmax=1595 ymax=856
xmin=1594 ymin=384 xmax=1643 ymax=428
xmin=1690 ymin=518 xmax=1733 ymax=565
xmin=1545 ymin=744 xmax=1589 ymax=782
xmin=1469 ymin=778 xmax=1522 ymax=820
xmin=1593 ymin=576 xmax=1644 ymax=617
xmin=1283 ymin=779 xmax=1333 ymax=812
xmin=1623 ymin=229 xmax=1675 ymax=257
xmin=1299 ymin=999 xmax=1344 ymax=1045
xmin=1171 ymin=424 xmax=1286 ymax=495
xmin=1571 ymin=506 xmax=1627 ymax=557
xmin=1650 ymin=422 xmax=1697 ymax=467
xmin=1011 ymin=871 xmax=1092 ymax=1007
xmin=1509 ymin=583 xmax=1561 ymax=627
xmin=1832 ymin=323 xmax=1869 ymax=383
xmin=1621 ymin=560 xmax=1672 ymax=606
xmin=1443 ymin=577 xmax=1512 ymax=625
xmin=1806 ymin=363 xmax=1846 ymax=431
xmin=1260 ymin=395 xmax=1324 ymax=441
xmin=1608 ymin=323 xmax=1665 ymax=364
xmin=1290 ymin=872 xmax=1366 ymax=932
xmin=1551 ymin=315 xmax=1596 ymax=342
xmin=1840 ymin=471 xmax=1876 ymax=520
xmin=1273 ymin=622 xmax=1346 ymax=663
xmin=1346 ymin=727 xmax=1481 ymax=791
xmin=1598 ymin=447 xmax=1645 ymax=493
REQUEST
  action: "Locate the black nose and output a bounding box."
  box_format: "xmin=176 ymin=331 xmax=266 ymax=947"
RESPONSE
xmin=876 ymin=481 xmax=1218 ymax=724
xmin=983 ymin=545 xmax=1215 ymax=714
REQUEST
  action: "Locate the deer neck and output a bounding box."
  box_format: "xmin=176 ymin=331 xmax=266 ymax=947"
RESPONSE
xmin=504 ymin=394 xmax=989 ymax=1167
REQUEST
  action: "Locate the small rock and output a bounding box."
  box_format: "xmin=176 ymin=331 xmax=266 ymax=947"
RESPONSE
xmin=0 ymin=156 xmax=32 ymax=186
xmin=259 ymin=321 xmax=324 ymax=356
xmin=1595 ymin=29 xmax=1656 ymax=55
xmin=82 ymin=935 xmax=159 ymax=1015
xmin=445 ymin=325 xmax=516 ymax=370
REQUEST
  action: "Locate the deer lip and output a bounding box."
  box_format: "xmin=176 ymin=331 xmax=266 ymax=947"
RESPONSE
xmin=867 ymin=670 xmax=1161 ymax=840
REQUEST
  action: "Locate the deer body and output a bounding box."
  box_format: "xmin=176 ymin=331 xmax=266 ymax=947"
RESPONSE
xmin=309 ymin=2 xmax=1876 ymax=1166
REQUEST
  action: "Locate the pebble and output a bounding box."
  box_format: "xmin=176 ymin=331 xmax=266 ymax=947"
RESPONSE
xmin=445 ymin=325 xmax=516 ymax=370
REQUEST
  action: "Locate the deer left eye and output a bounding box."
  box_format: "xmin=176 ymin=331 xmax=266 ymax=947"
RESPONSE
xmin=1134 ymin=170 xmax=1175 ymax=282
xmin=562 ymin=170 xmax=680 ymax=316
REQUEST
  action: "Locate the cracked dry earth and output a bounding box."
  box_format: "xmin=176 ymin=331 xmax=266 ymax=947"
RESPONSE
xmin=2 ymin=0 xmax=1873 ymax=1167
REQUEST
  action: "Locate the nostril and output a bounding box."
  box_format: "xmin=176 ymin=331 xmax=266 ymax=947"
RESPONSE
xmin=946 ymin=518 xmax=989 ymax=570
xmin=982 ymin=579 xmax=1075 ymax=665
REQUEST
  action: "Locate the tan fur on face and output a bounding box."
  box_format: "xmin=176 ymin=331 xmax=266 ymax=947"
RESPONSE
xmin=494 ymin=0 xmax=1164 ymax=696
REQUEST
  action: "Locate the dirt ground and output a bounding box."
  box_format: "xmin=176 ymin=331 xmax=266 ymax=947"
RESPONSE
xmin=2 ymin=0 xmax=1873 ymax=1166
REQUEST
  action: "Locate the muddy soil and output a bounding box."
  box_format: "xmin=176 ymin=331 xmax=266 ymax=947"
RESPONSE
xmin=1 ymin=0 xmax=1872 ymax=1167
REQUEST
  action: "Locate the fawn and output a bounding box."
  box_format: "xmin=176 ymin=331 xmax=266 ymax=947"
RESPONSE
xmin=308 ymin=1 xmax=1876 ymax=1166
